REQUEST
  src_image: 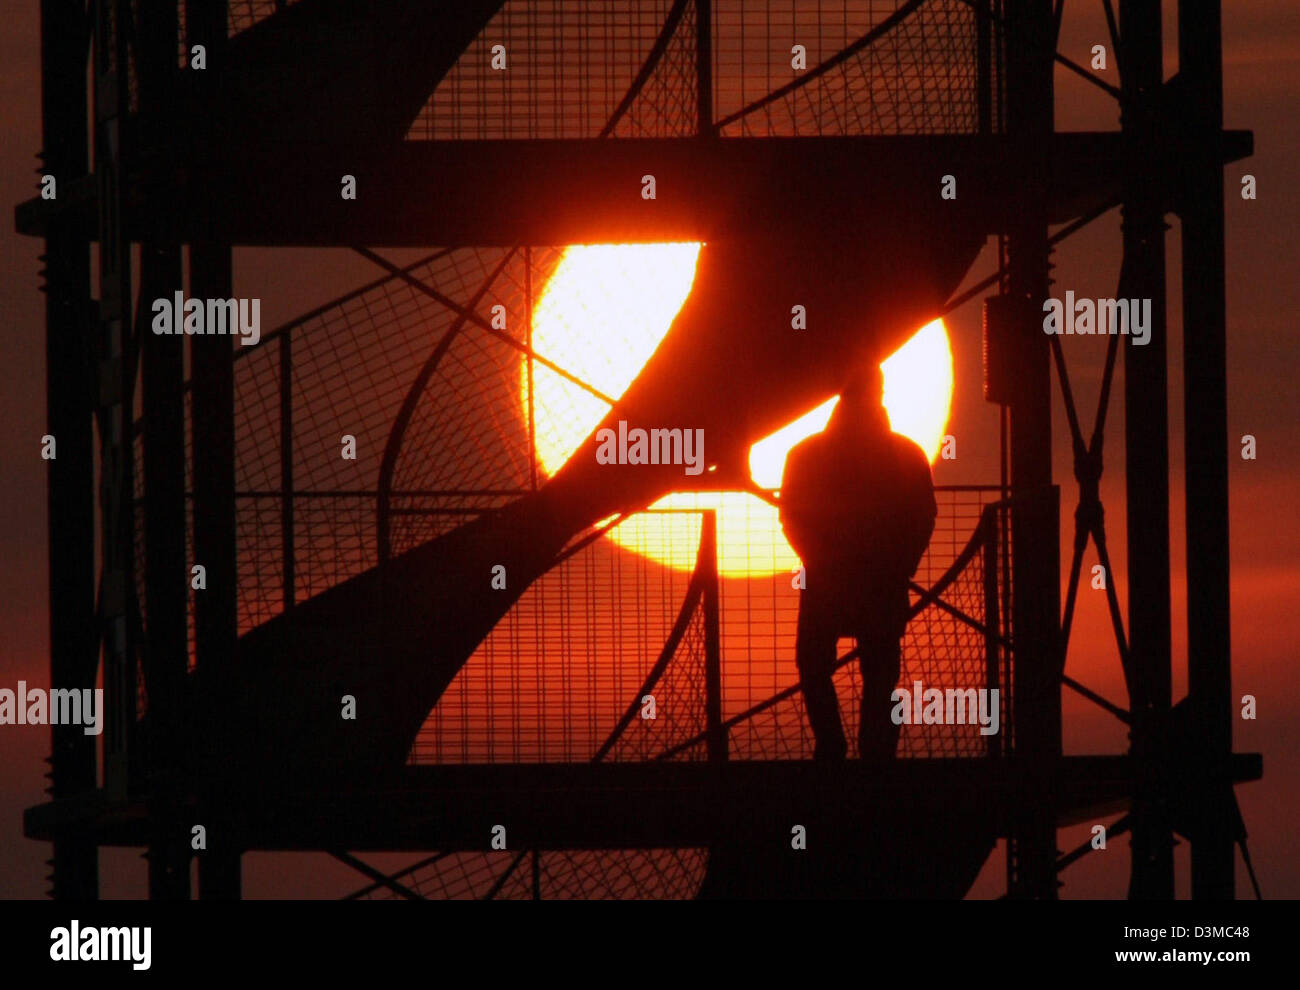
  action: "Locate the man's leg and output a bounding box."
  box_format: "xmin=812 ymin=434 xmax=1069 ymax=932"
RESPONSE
xmin=856 ymin=601 xmax=906 ymax=760
xmin=796 ymin=598 xmax=847 ymax=761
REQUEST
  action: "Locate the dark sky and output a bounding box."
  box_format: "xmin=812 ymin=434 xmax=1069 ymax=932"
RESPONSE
xmin=2 ymin=1 xmax=1298 ymax=899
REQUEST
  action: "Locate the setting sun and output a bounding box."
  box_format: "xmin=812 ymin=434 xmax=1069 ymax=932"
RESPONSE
xmin=525 ymin=243 xmax=953 ymax=575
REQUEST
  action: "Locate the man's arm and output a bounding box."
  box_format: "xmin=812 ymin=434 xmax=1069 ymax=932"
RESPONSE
xmin=899 ymin=440 xmax=937 ymax=575
xmin=778 ymin=442 xmax=824 ymax=563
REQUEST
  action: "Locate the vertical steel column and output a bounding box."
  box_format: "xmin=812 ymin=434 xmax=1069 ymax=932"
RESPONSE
xmin=695 ymin=0 xmax=732 ymax=767
xmin=93 ymin=0 xmax=138 ymax=805
xmin=187 ymin=0 xmax=242 ymax=900
xmin=1003 ymin=0 xmax=1061 ymax=899
xmin=41 ymin=0 xmax=98 ymax=900
xmin=527 ymin=246 xmax=537 ymax=492
xmin=701 ymin=512 xmax=726 ymax=762
xmin=1178 ymin=0 xmax=1234 ymax=901
xmin=280 ymin=333 xmax=295 ymax=611
xmin=976 ymin=0 xmax=993 ymax=135
xmin=695 ymin=0 xmax=713 ymax=136
xmin=139 ymin=0 xmax=192 ymax=901
xmin=1119 ymin=0 xmax=1175 ymax=900
xmin=983 ymin=513 xmax=1002 ymax=759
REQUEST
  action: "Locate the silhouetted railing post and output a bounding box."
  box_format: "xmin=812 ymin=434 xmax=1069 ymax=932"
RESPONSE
xmin=280 ymin=331 xmax=294 ymax=611
xmin=976 ymin=0 xmax=993 ymax=135
xmin=983 ymin=509 xmax=1002 ymax=759
xmin=695 ymin=0 xmax=713 ymax=136
xmin=700 ymin=511 xmax=726 ymax=762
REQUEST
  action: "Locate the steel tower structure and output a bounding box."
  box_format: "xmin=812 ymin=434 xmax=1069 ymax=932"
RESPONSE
xmin=20 ymin=0 xmax=1259 ymax=900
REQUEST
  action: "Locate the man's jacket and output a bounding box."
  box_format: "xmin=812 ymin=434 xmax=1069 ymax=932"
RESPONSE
xmin=780 ymin=421 xmax=937 ymax=622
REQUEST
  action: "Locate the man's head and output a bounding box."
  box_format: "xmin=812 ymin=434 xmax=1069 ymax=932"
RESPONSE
xmin=832 ymin=363 xmax=891 ymax=434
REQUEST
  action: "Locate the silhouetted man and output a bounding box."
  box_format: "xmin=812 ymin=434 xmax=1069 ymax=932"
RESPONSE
xmin=779 ymin=366 xmax=937 ymax=761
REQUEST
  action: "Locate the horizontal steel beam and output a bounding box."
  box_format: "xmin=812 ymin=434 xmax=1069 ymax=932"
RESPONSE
xmin=24 ymin=753 xmax=1262 ymax=852
xmin=15 ymin=131 xmax=1252 ymax=246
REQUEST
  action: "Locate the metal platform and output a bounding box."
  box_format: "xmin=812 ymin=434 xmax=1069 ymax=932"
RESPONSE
xmin=26 ymin=753 xmax=1261 ymax=855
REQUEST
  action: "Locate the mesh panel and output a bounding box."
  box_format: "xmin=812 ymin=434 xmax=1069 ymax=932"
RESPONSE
xmin=371 ymin=851 xmax=515 ymax=900
xmin=131 ymin=247 xmax=520 ymax=644
xmin=609 ymin=0 xmax=700 ymax=139
xmin=384 ymin=248 xmax=563 ymax=557
xmin=601 ymin=597 xmax=712 ymax=763
xmin=173 ymin=2 xmax=306 ymax=67
xmin=410 ymin=0 xmax=692 ymax=140
xmin=411 ymin=512 xmax=698 ymax=765
xmin=228 ymin=0 xmax=298 ymax=36
xmin=534 ymin=848 xmax=706 ymax=899
xmin=714 ymin=0 xmax=981 ymax=136
xmin=409 ymin=0 xmax=985 ymax=140
xmin=412 ymin=487 xmax=1005 ymax=766
xmin=234 ymin=248 xmax=509 ymax=621
xmin=360 ymin=848 xmax=707 ymax=900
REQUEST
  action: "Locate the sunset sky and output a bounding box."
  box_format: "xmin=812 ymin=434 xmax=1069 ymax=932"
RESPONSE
xmin=0 ymin=1 xmax=1296 ymax=899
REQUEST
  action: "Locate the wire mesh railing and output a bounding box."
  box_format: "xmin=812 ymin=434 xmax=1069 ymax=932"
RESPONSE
xmin=366 ymin=487 xmax=1009 ymax=900
xmin=408 ymin=485 xmax=1010 ymax=765
xmin=407 ymin=0 xmax=993 ymax=141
